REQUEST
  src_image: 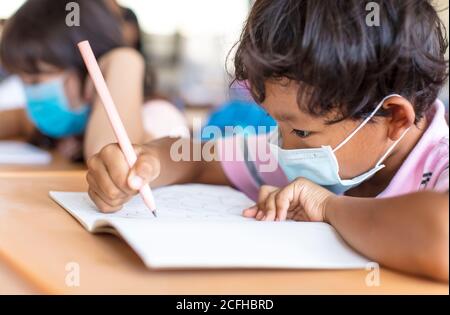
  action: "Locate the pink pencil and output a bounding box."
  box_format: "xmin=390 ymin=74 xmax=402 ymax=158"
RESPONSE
xmin=77 ymin=40 xmax=157 ymax=217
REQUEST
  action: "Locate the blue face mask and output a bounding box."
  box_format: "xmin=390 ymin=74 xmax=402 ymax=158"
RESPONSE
xmin=269 ymin=94 xmax=411 ymax=195
xmin=23 ymin=76 xmax=90 ymax=139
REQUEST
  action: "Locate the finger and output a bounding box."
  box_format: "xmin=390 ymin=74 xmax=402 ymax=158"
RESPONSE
xmin=257 ymin=185 xmax=277 ymax=209
xmin=99 ymin=143 xmax=135 ymax=195
xmin=274 ymin=184 xmax=295 ymax=221
xmin=286 ymin=208 xmax=302 ymax=220
xmin=87 ymin=173 xmax=132 ymax=209
xmin=86 ymin=166 xmax=108 ymax=200
xmin=295 ymin=211 xmax=309 ymax=221
xmin=242 ymin=205 xmax=258 ymax=217
xmin=259 ymin=185 xmax=275 ymax=200
xmin=288 ymin=209 xmax=309 ymax=222
xmin=86 ymin=172 xmax=104 ymax=196
xmin=263 ymin=192 xmax=277 ymax=221
xmin=287 ymin=183 xmax=302 ymax=212
xmin=88 ymin=188 xmax=123 ymax=213
xmin=256 ymin=210 xmax=265 ymax=220
xmin=87 ymin=158 xmax=127 ymax=203
xmin=128 ymin=148 xmax=161 ymax=190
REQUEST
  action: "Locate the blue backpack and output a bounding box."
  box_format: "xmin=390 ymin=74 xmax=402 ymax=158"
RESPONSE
xmin=202 ymin=100 xmax=277 ymax=141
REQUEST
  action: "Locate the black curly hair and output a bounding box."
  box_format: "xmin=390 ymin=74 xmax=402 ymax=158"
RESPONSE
xmin=0 ymin=0 xmax=123 ymax=76
xmin=233 ymin=0 xmax=449 ymax=123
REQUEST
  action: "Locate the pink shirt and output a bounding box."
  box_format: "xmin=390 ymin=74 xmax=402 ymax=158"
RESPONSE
xmin=219 ymin=100 xmax=449 ymax=201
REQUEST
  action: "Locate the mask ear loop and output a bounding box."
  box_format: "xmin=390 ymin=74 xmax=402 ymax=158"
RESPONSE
xmin=375 ymin=126 xmax=411 ymax=167
xmin=332 ymin=94 xmax=403 ymax=153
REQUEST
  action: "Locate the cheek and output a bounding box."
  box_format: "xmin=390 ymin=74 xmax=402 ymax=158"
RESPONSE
xmin=278 ymin=126 xmax=299 ymax=149
xmin=334 ymin=125 xmax=388 ymax=178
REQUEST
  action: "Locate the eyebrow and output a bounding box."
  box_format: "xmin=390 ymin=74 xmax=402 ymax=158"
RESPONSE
xmin=271 ymin=112 xmax=297 ymax=122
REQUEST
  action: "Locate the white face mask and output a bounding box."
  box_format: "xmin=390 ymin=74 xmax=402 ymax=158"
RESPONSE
xmin=269 ymin=94 xmax=411 ymax=195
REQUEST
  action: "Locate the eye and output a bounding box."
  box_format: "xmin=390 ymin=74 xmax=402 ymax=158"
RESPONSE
xmin=291 ymin=129 xmax=312 ymax=138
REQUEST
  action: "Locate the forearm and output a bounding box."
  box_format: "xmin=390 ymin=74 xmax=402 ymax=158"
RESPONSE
xmin=325 ymin=191 xmax=449 ymax=281
xmin=83 ymin=104 xmax=144 ymax=159
xmin=83 ymin=48 xmax=146 ymax=160
xmin=0 ymin=109 xmax=25 ymax=139
xmin=145 ymin=137 xmax=230 ymax=188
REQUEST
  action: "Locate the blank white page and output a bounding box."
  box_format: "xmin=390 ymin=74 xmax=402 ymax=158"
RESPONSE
xmin=50 ymin=184 xmax=370 ymax=269
xmin=0 ymin=141 xmax=52 ymax=165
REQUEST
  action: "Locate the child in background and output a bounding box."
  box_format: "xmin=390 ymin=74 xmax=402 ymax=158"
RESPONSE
xmin=0 ymin=0 xmax=187 ymax=161
xmin=104 ymin=0 xmax=143 ymax=53
xmin=103 ymin=0 xmax=157 ymax=101
xmin=87 ymin=0 xmax=448 ymax=281
xmin=103 ymin=0 xmax=190 ymax=143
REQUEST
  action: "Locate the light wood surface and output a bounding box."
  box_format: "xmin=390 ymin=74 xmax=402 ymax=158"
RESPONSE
xmin=0 ymin=172 xmax=448 ymax=294
xmin=0 ymin=259 xmax=37 ymax=294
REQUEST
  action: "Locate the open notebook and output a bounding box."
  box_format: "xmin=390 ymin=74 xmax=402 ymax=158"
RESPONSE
xmin=50 ymin=184 xmax=370 ymax=269
xmin=0 ymin=141 xmax=52 ymax=165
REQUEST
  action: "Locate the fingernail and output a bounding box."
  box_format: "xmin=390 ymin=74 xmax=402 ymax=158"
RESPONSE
xmin=129 ymin=175 xmax=144 ymax=190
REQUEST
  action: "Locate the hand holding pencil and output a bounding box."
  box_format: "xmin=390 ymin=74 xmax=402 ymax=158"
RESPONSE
xmin=78 ymin=40 xmax=157 ymax=217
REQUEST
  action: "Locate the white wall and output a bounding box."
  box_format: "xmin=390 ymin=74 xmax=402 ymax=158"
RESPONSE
xmin=0 ymin=1 xmax=25 ymax=19
xmin=118 ymin=0 xmax=248 ymax=36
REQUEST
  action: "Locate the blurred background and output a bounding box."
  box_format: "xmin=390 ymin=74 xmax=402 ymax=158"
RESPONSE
xmin=0 ymin=0 xmax=250 ymax=106
xmin=0 ymin=0 xmax=448 ymax=125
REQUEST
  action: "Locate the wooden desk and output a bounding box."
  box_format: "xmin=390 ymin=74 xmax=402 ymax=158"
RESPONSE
xmin=0 ymin=259 xmax=37 ymax=294
xmin=0 ymin=141 xmax=82 ymax=293
xmin=0 ymin=173 xmax=448 ymax=294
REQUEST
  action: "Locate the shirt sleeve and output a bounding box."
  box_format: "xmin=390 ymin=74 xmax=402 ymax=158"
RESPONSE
xmin=218 ymin=134 xmax=288 ymax=201
xmin=429 ymin=137 xmax=449 ymax=192
xmin=433 ymin=167 xmax=449 ymax=192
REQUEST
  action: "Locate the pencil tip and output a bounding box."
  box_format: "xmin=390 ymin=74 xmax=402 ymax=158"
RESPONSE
xmin=152 ymin=210 xmax=157 ymax=218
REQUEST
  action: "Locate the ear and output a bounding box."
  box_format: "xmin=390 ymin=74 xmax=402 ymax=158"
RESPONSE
xmin=382 ymin=95 xmax=415 ymax=141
